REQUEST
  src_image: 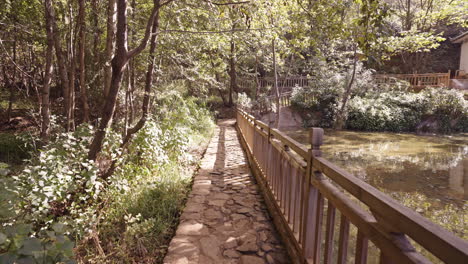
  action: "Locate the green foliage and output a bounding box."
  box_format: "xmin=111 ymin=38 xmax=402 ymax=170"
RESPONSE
xmin=13 ymin=125 xmax=106 ymax=233
xmin=347 ymin=88 xmax=468 ymax=132
xmin=0 ymin=223 xmax=75 ymax=264
xmin=237 ymin=92 xmax=253 ymax=110
xmin=0 ymin=133 xmax=32 ymax=164
xmin=347 ymin=91 xmax=426 ymax=131
xmin=290 ymin=61 xmax=375 ymax=127
xmin=77 ymin=95 xmax=214 ymax=263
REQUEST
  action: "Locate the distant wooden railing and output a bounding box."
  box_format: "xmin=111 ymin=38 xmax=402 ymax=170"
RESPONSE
xmin=375 ymin=72 xmax=450 ymax=88
xmin=236 ymin=108 xmax=468 ymax=264
xmin=235 ymin=76 xmax=313 ymax=94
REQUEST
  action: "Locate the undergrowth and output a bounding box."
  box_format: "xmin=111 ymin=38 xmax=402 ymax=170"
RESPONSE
xmin=0 ymin=94 xmax=215 ymax=263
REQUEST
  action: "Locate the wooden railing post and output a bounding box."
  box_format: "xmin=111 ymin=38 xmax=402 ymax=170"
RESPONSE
xmin=301 ymin=128 xmax=324 ymax=259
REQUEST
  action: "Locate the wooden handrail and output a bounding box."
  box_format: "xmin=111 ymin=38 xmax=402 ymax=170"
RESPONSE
xmin=235 ymin=108 xmax=468 ymax=264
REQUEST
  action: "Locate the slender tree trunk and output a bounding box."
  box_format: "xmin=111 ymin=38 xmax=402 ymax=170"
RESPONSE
xmin=228 ymin=40 xmax=236 ymax=106
xmin=6 ymin=39 xmax=18 ymax=122
xmin=42 ymin=0 xmax=55 ymax=139
xmin=78 ymin=0 xmax=90 ymax=122
xmin=50 ymin=0 xmax=71 ymax=128
xmin=254 ymin=54 xmax=260 ymax=100
xmin=334 ymin=48 xmax=358 ymax=129
xmin=122 ymin=6 xmax=160 ymax=146
xmin=88 ymin=0 xmax=159 ymax=161
xmin=103 ymin=0 xmax=116 ymax=98
xmin=68 ymin=3 xmax=76 ymax=131
xmin=272 ymin=38 xmax=280 ymax=127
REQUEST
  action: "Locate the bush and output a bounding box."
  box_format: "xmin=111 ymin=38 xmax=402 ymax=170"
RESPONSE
xmin=13 ymin=124 xmax=107 ymax=234
xmin=0 ymin=133 xmax=33 ymax=164
xmin=2 ymin=91 xmax=215 ymax=263
xmin=346 ymin=88 xmax=468 ymax=132
xmin=290 ymin=61 xmax=376 ymax=127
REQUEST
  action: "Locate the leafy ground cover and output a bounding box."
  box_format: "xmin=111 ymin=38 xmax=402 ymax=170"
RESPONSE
xmin=0 ymin=94 xmax=215 ymax=263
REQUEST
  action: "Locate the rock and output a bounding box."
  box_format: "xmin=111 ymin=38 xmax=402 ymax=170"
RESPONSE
xmin=199 ymin=255 xmax=216 ymax=264
xmin=232 ymin=213 xmax=247 ymax=220
xmin=223 ymin=237 xmax=237 ymax=249
xmin=167 ymin=241 xmax=198 ymax=256
xmin=192 ymin=188 xmax=210 ymax=195
xmin=212 ymin=193 xmax=231 ymax=200
xmin=236 ymin=235 xmax=258 ymax=253
xmin=185 ymin=203 xmax=205 ymax=213
xmin=265 ymin=252 xmax=288 ymax=264
xmin=233 ymin=218 xmax=251 ymax=232
xmin=205 ymin=208 xmax=223 ymax=220
xmin=261 ymin=243 xmax=274 ymax=252
xmin=180 ymin=212 xmax=201 ymax=221
xmin=223 ymin=249 xmax=241 ymax=258
xmin=240 ymin=255 xmax=265 ymax=264
xmin=164 ymin=256 xmax=189 ymax=264
xmin=200 ymin=236 xmax=221 ymax=260
xmin=258 ymin=231 xmax=269 ymax=242
xmin=208 ymin=199 xmax=226 ymax=207
xmin=176 ymin=221 xmax=209 ymax=236
xmin=237 ymin=208 xmax=252 ymax=214
xmin=191 ymin=195 xmax=206 ymax=203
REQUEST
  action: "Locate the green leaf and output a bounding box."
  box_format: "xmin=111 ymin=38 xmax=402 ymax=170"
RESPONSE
xmin=0 ymin=232 xmax=7 ymax=244
xmin=17 ymin=238 xmax=42 ymax=255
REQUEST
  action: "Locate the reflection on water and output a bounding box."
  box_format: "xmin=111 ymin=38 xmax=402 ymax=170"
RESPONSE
xmin=284 ymin=129 xmax=468 ymax=239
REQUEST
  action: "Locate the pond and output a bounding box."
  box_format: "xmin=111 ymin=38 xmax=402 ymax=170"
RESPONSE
xmin=284 ymin=129 xmax=468 ymax=240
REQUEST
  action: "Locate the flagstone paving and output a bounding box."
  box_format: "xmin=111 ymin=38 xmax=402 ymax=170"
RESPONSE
xmin=163 ymin=120 xmax=289 ymax=264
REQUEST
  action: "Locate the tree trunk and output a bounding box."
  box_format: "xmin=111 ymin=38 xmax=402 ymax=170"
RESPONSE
xmin=254 ymin=54 xmax=260 ymax=100
xmin=88 ymin=0 xmax=159 ymax=161
xmin=272 ymin=38 xmax=280 ymax=127
xmin=228 ymin=40 xmax=236 ymax=106
xmin=122 ymin=6 xmax=160 ymax=147
xmin=78 ymin=0 xmax=90 ymax=123
xmin=103 ymin=0 xmax=116 ymax=98
xmin=50 ymin=0 xmax=71 ymax=129
xmin=334 ymin=48 xmax=358 ymax=130
xmin=68 ymin=4 xmax=76 ymax=131
xmin=6 ymin=39 xmax=18 ymax=122
xmin=42 ymin=0 xmax=55 ymax=139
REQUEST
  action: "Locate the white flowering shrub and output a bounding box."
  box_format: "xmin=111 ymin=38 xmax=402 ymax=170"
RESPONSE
xmin=12 ymin=124 xmax=107 ymax=234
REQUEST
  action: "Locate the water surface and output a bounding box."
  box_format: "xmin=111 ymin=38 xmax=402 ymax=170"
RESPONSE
xmin=284 ymin=129 xmax=467 ymax=239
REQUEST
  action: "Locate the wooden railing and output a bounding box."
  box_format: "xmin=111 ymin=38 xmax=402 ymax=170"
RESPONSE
xmin=235 ymin=76 xmax=312 ymax=94
xmin=236 ymin=108 xmax=468 ymax=264
xmin=375 ymin=72 xmax=450 ymax=88
xmin=254 ymin=92 xmax=292 ymax=114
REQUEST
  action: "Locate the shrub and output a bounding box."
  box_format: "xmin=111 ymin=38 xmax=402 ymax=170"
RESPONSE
xmin=290 ymin=61 xmax=376 ymax=127
xmin=0 ymin=133 xmax=32 ymax=164
xmin=12 ymin=124 xmax=108 ymax=234
xmin=347 ymin=91 xmax=426 ymax=131
xmin=346 ymin=88 xmax=468 ymax=132
xmin=237 ymin=92 xmax=252 ymax=110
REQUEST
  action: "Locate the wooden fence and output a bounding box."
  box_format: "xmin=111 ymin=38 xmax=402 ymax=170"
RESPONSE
xmin=236 ymin=76 xmax=312 ymax=94
xmin=236 ymin=108 xmax=468 ymax=264
xmin=375 ymin=72 xmax=450 ymax=88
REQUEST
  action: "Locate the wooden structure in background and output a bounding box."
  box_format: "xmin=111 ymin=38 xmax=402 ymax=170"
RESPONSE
xmin=374 ymin=72 xmax=451 ymax=88
xmin=236 ymin=108 xmax=468 ymax=264
xmin=236 ymin=73 xmax=451 ymax=95
xmin=236 ymin=76 xmax=312 ymax=94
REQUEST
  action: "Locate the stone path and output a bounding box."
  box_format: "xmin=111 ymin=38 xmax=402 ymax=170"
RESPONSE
xmin=163 ymin=120 xmax=289 ymax=264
